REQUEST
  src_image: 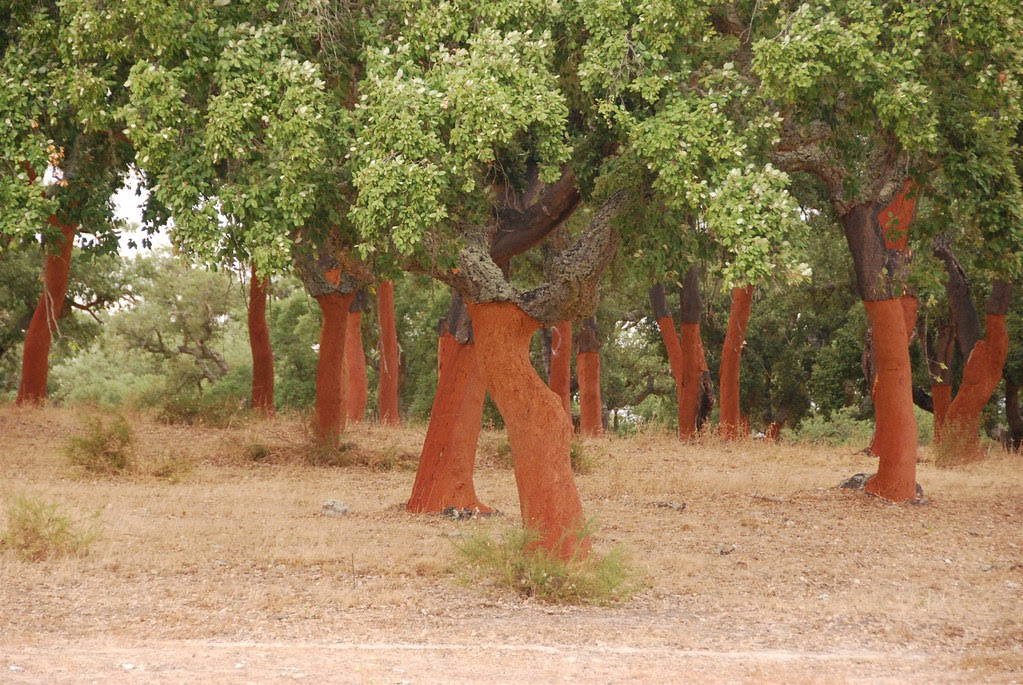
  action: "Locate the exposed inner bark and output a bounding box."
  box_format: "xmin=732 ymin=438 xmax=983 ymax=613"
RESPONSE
xmin=840 ymin=184 xmax=919 ymax=500
xmin=312 ymin=292 xmax=354 ymax=447
xmin=549 ymin=321 xmax=573 ymax=418
xmin=575 ymin=316 xmax=603 ymax=436
xmin=344 ymin=291 xmax=368 ymax=423
xmin=407 ymin=293 xmax=490 ymax=513
xmin=467 ymin=300 xmax=587 ymax=560
xmin=934 ymin=236 xmax=1012 ymax=454
xmin=719 ymin=285 xmax=754 ymax=439
xmin=650 ymin=274 xmax=709 ymax=439
xmin=248 ymin=264 xmax=275 ymax=415
xmin=17 ymin=218 xmax=77 ymax=406
xmin=945 ymin=310 xmax=1010 ymax=456
xmin=863 ymin=299 xmax=919 ymax=501
xmin=377 ymin=280 xmax=400 ymax=424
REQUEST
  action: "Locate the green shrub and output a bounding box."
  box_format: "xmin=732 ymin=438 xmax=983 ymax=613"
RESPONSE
xmin=456 ymin=525 xmax=639 ymax=605
xmin=1 ymin=495 xmax=99 ymax=561
xmin=65 ymin=416 xmax=137 ymax=476
xmin=156 ymin=393 xmax=246 ymax=428
xmin=787 ymin=406 xmax=875 ymax=447
xmin=570 ymin=440 xmax=597 ymax=474
xmin=148 ymin=453 xmax=194 ymax=483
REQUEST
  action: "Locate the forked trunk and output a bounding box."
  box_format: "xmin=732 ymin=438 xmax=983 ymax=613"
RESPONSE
xmin=944 ymin=308 xmax=1010 ymax=456
xmin=248 ymin=265 xmax=275 ymax=415
xmin=841 ymin=182 xmax=919 ymax=501
xmin=549 ymin=321 xmax=572 ymax=418
xmin=719 ymin=285 xmax=754 ymax=439
xmin=467 ymin=300 xmax=586 ymax=559
xmin=17 ymin=219 xmax=76 ymax=406
xmin=344 ymin=292 xmax=369 ymax=422
xmin=312 ymin=293 xmax=354 ymax=446
xmin=575 ymin=316 xmax=602 ymax=436
xmin=650 ymin=270 xmax=708 ymax=439
xmin=377 ymin=280 xmax=400 ymax=424
xmin=408 ymin=294 xmax=491 ymax=513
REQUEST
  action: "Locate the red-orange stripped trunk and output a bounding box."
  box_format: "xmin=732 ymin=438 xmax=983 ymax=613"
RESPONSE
xmin=377 ymin=280 xmax=400 ymax=424
xmin=575 ymin=316 xmax=602 ymax=436
xmin=344 ymin=294 xmax=368 ymax=422
xmin=407 ymin=330 xmax=491 ymax=513
xmin=467 ymin=301 xmax=587 ymax=560
xmin=867 ymin=293 xmax=918 ymax=455
xmin=945 ymin=313 xmax=1010 ymax=456
xmin=549 ymin=321 xmax=572 ymax=418
xmin=16 ymin=219 xmax=76 ymax=406
xmin=719 ymin=285 xmax=754 ymax=439
xmin=842 ymin=181 xmax=919 ymax=501
xmin=248 ymin=265 xmax=275 ymax=415
xmin=312 ymin=293 xmax=354 ymax=447
xmin=650 ymin=270 xmax=709 ymax=439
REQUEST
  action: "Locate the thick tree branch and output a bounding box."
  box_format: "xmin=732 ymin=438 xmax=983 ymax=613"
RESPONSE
xmin=489 ymin=167 xmax=581 ymax=264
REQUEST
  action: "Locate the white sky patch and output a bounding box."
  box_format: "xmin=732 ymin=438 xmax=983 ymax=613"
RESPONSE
xmin=113 ymin=169 xmax=172 ymax=257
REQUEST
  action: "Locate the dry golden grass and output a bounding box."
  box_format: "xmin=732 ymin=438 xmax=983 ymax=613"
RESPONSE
xmin=1 ymin=405 xmax=1021 ymax=683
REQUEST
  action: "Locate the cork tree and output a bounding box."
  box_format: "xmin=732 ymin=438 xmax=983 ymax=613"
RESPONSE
xmin=751 ymin=0 xmax=1023 ymax=499
xmin=1 ymin=1 xmax=133 ymax=404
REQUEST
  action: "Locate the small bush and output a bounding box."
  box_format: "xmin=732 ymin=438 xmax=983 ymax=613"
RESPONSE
xmin=1 ymin=495 xmax=99 ymax=561
xmin=570 ymin=440 xmax=597 ymax=474
xmin=456 ymin=525 xmax=639 ymax=605
xmin=304 ymin=441 xmax=358 ymax=467
xmin=245 ymin=443 xmax=272 ymax=462
xmin=65 ymin=415 xmax=137 ymax=476
xmin=148 ymin=453 xmax=194 ymax=483
xmin=156 ymin=394 xmax=246 ymax=428
xmin=787 ymin=406 xmax=875 ymax=447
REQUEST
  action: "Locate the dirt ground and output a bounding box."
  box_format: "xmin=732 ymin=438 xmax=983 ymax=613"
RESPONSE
xmin=1 ymin=406 xmax=1021 ymax=684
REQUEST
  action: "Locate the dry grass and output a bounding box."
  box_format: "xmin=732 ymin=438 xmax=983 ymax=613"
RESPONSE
xmin=0 ymin=405 xmax=1021 ymax=682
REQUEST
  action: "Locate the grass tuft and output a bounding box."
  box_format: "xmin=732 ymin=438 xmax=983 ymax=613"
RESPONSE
xmin=0 ymin=494 xmax=99 ymax=562
xmin=65 ymin=415 xmax=138 ymax=476
xmin=456 ymin=524 xmax=640 ymax=605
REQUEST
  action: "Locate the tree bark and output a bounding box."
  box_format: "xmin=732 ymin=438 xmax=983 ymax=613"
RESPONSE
xmin=467 ymin=300 xmax=587 ymax=559
xmin=407 ymin=294 xmax=491 ymax=513
xmin=841 ymin=181 xmax=919 ymax=501
xmin=549 ymin=321 xmax=572 ymax=418
xmin=719 ymin=285 xmax=754 ymax=439
xmin=312 ymin=293 xmax=354 ymax=447
xmin=247 ymin=264 xmax=275 ymax=415
xmin=344 ymin=291 xmax=369 ymax=422
xmin=376 ymin=279 xmax=400 ymax=424
xmin=1006 ymin=375 xmax=1023 ymax=452
xmin=16 ymin=218 xmax=76 ymax=406
xmin=650 ymin=271 xmax=709 ymax=439
xmin=575 ymin=316 xmax=603 ymax=436
xmin=943 ymin=282 xmax=1012 ymax=457
xmin=926 ymin=319 xmax=956 ymax=438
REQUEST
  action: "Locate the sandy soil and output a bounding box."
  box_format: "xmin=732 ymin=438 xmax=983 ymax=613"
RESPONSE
xmin=1 ymin=406 xmax=1021 ymax=684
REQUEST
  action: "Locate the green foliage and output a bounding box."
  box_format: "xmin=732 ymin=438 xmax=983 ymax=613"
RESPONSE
xmin=786 ymin=406 xmax=875 ymax=447
xmin=456 ymin=524 xmax=639 ymax=605
xmin=0 ymin=494 xmax=99 ymax=562
xmin=65 ymin=415 xmax=137 ymax=476
xmin=155 ymin=393 xmax=247 ymax=428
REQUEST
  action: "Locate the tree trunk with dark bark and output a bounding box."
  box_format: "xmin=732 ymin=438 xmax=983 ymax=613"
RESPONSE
xmin=248 ymin=264 xmax=275 ymax=415
xmin=17 ymin=218 xmax=76 ymax=406
xmin=407 ymin=292 xmax=491 ymax=513
xmin=467 ymin=300 xmax=587 ymax=559
xmin=575 ymin=316 xmax=603 ymax=436
xmin=840 ymin=180 xmax=919 ymax=501
xmin=719 ymin=285 xmax=754 ymax=439
xmin=344 ymin=291 xmax=369 ymax=422
xmin=549 ymin=321 xmax=572 ymax=419
xmin=925 ymin=318 xmax=956 ymax=438
xmin=377 ymin=280 xmax=400 ymax=424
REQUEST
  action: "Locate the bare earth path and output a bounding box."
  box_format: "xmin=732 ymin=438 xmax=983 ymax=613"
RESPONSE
xmin=1 ymin=407 xmax=1021 ymax=683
